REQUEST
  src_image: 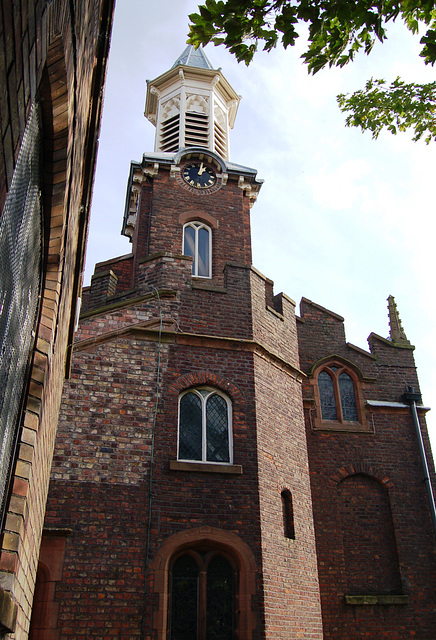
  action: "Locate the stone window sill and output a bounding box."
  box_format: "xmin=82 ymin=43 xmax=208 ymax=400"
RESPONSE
xmin=191 ymin=280 xmax=227 ymax=294
xmin=345 ymin=595 xmax=408 ymax=605
xmin=170 ymin=460 xmax=242 ymax=474
xmin=313 ymin=420 xmax=371 ymax=433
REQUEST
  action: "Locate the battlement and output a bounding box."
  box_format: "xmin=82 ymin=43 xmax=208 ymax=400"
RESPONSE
xmin=297 ymin=296 xmax=419 ymax=404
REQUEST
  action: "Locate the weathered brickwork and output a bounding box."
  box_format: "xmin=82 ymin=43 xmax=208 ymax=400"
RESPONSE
xmin=0 ymin=2 xmax=114 ymax=637
xmin=44 ymin=156 xmax=325 ymax=638
xmin=298 ymin=297 xmax=436 ymax=639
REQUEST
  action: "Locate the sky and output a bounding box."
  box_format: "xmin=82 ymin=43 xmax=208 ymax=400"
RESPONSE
xmin=86 ymin=0 xmax=436 ymax=447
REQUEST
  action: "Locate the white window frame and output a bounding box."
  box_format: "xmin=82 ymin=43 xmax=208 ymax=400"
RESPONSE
xmin=177 ymin=387 xmax=233 ymax=464
xmin=182 ymin=221 xmax=212 ymax=278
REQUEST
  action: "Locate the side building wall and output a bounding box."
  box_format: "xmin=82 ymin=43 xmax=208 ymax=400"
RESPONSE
xmin=0 ymin=2 xmax=114 ymax=637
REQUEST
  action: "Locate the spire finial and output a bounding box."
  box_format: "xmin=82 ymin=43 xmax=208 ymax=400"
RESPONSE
xmin=387 ymin=295 xmax=410 ymax=345
xmin=171 ymin=45 xmax=214 ymax=70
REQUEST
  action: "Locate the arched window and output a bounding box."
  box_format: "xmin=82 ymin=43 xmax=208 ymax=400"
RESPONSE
xmin=318 ymin=365 xmax=358 ymax=423
xmin=178 ymin=388 xmax=232 ymax=464
xmin=281 ymin=489 xmax=295 ymax=540
xmin=170 ymin=550 xmax=236 ymax=640
xmin=183 ymin=221 xmax=212 ymax=278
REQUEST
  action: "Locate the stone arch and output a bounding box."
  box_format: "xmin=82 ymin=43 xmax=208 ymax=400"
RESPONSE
xmin=186 ymin=93 xmax=209 ymax=115
xmin=169 ymin=371 xmax=244 ymax=406
xmin=150 ymin=527 xmax=258 ymax=639
xmin=161 ymin=96 xmax=181 ymax=121
xmin=178 ymin=210 xmax=218 ymax=229
xmin=310 ymin=354 xmax=366 ymax=381
xmin=174 ymin=148 xmax=227 ymax=173
xmin=329 ymin=463 xmax=394 ymax=489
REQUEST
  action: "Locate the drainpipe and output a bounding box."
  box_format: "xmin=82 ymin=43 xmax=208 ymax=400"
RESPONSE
xmin=403 ymin=386 xmax=436 ymax=537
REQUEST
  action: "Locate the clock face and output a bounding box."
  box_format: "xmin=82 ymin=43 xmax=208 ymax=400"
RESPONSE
xmin=182 ymin=162 xmax=217 ymax=189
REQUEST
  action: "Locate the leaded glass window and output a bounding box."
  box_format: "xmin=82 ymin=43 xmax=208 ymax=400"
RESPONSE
xmin=178 ymin=388 xmax=232 ymax=463
xmin=170 ymin=551 xmax=235 ymax=640
xmin=319 ymin=370 xmax=338 ymax=421
xmin=179 ymin=392 xmax=202 ymax=460
xmin=171 ymin=554 xmax=199 ymax=639
xmin=339 ymin=372 xmax=359 ymax=421
xmin=183 ymin=221 xmax=211 ymax=277
xmin=0 ymin=102 xmax=42 ymax=515
xmin=317 ymin=364 xmax=359 ymax=424
xmin=206 ymin=555 xmax=234 ymax=639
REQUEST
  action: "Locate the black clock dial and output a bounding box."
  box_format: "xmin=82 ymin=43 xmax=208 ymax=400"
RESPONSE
xmin=182 ymin=162 xmax=217 ymax=189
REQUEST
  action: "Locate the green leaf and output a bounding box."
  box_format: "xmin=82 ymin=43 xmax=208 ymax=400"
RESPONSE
xmin=188 ymin=0 xmax=436 ymax=142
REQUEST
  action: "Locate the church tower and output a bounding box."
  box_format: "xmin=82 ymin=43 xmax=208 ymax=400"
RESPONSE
xmin=40 ymin=47 xmax=324 ymax=639
xmin=38 ymin=45 xmax=436 ymax=640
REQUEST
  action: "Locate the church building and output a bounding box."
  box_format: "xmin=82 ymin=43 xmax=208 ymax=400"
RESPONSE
xmin=36 ymin=46 xmax=436 ymax=639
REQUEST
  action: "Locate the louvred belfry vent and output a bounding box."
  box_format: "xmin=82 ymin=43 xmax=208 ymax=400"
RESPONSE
xmin=161 ymin=114 xmax=180 ymax=152
xmin=214 ymin=120 xmax=227 ymax=157
xmin=185 ymin=112 xmax=209 ymax=148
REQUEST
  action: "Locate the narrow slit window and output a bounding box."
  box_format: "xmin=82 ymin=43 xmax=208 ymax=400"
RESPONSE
xmin=0 ymin=102 xmax=42 ymax=512
xmin=281 ymin=489 xmax=295 ymax=539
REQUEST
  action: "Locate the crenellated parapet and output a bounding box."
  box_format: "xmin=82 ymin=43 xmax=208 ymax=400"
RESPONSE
xmin=250 ymin=267 xmax=301 ymax=371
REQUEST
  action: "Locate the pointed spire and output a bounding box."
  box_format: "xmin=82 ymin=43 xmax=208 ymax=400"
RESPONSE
xmin=387 ymin=295 xmax=410 ymax=345
xmin=171 ymin=45 xmax=214 ymax=70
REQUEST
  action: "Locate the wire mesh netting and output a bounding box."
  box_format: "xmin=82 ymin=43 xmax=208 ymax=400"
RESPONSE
xmin=0 ymin=102 xmax=42 ymax=513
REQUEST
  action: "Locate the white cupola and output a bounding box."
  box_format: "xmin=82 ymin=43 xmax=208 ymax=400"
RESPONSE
xmin=145 ymin=45 xmax=240 ymax=160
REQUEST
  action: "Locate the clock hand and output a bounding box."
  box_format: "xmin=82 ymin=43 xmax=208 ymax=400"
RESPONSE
xmin=198 ymin=162 xmax=205 ymax=175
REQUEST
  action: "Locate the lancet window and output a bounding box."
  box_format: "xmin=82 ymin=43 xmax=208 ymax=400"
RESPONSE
xmin=183 ymin=221 xmax=212 ymax=278
xmin=318 ymin=365 xmax=358 ymax=422
xmin=170 ymin=550 xmax=236 ymax=639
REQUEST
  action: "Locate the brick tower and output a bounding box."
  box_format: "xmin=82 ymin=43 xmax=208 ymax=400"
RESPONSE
xmin=38 ymin=47 xmax=324 ymax=639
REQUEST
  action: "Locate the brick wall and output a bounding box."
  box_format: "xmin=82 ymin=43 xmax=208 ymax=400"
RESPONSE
xmin=44 ymin=163 xmax=324 ymax=638
xmin=298 ymin=297 xmax=436 ymax=639
xmin=0 ymin=2 xmax=114 ymax=637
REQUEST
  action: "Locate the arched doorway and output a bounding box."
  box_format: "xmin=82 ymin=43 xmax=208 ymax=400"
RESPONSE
xmin=150 ymin=527 xmax=258 ymax=639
